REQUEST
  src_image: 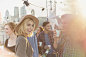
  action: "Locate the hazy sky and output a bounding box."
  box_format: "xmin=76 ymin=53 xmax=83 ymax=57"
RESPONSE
xmin=0 ymin=0 xmax=74 ymax=18
xmin=0 ymin=0 xmax=22 ymax=18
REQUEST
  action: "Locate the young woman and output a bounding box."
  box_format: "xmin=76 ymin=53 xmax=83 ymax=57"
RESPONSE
xmin=15 ymin=15 xmax=39 ymax=57
xmin=36 ymin=26 xmax=43 ymax=37
xmin=4 ymin=22 xmax=17 ymax=53
xmin=35 ymin=26 xmax=43 ymax=56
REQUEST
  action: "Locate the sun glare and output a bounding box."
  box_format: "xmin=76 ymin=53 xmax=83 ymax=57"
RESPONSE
xmin=77 ymin=0 xmax=86 ymax=17
xmin=81 ymin=10 xmax=86 ymax=17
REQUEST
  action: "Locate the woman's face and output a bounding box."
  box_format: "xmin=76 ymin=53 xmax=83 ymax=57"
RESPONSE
xmin=26 ymin=20 xmax=34 ymax=34
xmin=4 ymin=25 xmax=14 ymax=36
xmin=37 ymin=28 xmax=41 ymax=34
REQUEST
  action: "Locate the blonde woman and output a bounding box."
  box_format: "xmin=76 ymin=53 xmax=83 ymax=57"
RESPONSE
xmin=15 ymin=15 xmax=39 ymax=57
xmin=4 ymin=22 xmax=17 ymax=53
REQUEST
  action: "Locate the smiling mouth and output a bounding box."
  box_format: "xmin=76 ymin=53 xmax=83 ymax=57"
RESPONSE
xmin=28 ymin=30 xmax=32 ymax=32
xmin=28 ymin=31 xmax=31 ymax=32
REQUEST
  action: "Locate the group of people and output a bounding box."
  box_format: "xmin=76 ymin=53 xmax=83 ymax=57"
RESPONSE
xmin=1 ymin=14 xmax=86 ymax=57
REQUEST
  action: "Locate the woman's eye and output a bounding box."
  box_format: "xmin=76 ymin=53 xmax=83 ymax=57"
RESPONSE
xmin=32 ymin=25 xmax=34 ymax=27
xmin=27 ymin=24 xmax=30 ymax=26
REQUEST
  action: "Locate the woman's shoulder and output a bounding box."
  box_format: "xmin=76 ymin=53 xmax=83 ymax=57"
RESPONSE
xmin=16 ymin=36 xmax=26 ymax=43
xmin=17 ymin=36 xmax=25 ymax=39
xmin=5 ymin=38 xmax=10 ymax=47
xmin=5 ymin=38 xmax=9 ymax=43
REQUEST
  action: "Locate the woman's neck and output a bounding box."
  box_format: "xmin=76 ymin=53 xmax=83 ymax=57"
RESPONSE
xmin=23 ymin=33 xmax=28 ymax=38
xmin=44 ymin=30 xmax=49 ymax=34
xmin=9 ymin=33 xmax=17 ymax=40
xmin=28 ymin=32 xmax=33 ymax=37
xmin=36 ymin=33 xmax=39 ymax=37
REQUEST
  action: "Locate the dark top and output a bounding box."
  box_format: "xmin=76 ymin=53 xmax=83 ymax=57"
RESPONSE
xmin=5 ymin=38 xmax=15 ymax=53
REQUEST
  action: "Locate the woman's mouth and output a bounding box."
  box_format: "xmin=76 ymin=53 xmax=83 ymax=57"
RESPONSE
xmin=28 ymin=30 xmax=31 ymax=32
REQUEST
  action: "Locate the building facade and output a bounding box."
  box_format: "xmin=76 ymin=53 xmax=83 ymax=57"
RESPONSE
xmin=20 ymin=5 xmax=26 ymax=17
xmin=14 ymin=7 xmax=19 ymax=22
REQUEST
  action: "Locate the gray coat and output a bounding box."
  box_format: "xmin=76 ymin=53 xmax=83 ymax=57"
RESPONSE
xmin=15 ymin=36 xmax=33 ymax=57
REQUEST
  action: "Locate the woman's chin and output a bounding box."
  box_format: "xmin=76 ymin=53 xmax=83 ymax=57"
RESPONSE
xmin=27 ymin=32 xmax=31 ymax=34
xmin=6 ymin=34 xmax=9 ymax=36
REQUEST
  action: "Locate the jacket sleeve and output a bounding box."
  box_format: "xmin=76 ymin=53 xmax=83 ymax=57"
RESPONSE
xmin=15 ymin=37 xmax=26 ymax=57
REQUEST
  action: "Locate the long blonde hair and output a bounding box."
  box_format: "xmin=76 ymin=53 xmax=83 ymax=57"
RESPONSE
xmin=15 ymin=18 xmax=35 ymax=37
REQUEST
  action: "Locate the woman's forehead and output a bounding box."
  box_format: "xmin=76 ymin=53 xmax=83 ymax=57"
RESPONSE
xmin=4 ymin=25 xmax=10 ymax=28
xmin=27 ymin=20 xmax=34 ymax=23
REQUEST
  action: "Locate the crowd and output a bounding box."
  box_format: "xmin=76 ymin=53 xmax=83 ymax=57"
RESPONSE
xmin=0 ymin=14 xmax=86 ymax=57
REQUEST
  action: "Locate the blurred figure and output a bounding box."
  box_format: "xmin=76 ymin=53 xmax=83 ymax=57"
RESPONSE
xmin=27 ymin=32 xmax=39 ymax=57
xmin=15 ymin=15 xmax=39 ymax=57
xmin=4 ymin=22 xmax=17 ymax=53
xmin=81 ymin=24 xmax=86 ymax=56
xmin=36 ymin=26 xmax=43 ymax=37
xmin=54 ymin=14 xmax=86 ymax=57
xmin=35 ymin=26 xmax=43 ymax=56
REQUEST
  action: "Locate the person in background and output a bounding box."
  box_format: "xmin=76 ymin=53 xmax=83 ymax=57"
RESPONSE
xmin=15 ymin=15 xmax=39 ymax=57
xmin=4 ymin=22 xmax=17 ymax=53
xmin=37 ymin=21 xmax=57 ymax=57
xmin=36 ymin=26 xmax=44 ymax=37
xmin=36 ymin=26 xmax=43 ymax=56
xmin=27 ymin=17 xmax=39 ymax=57
xmin=81 ymin=24 xmax=86 ymax=57
xmin=54 ymin=14 xmax=86 ymax=57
